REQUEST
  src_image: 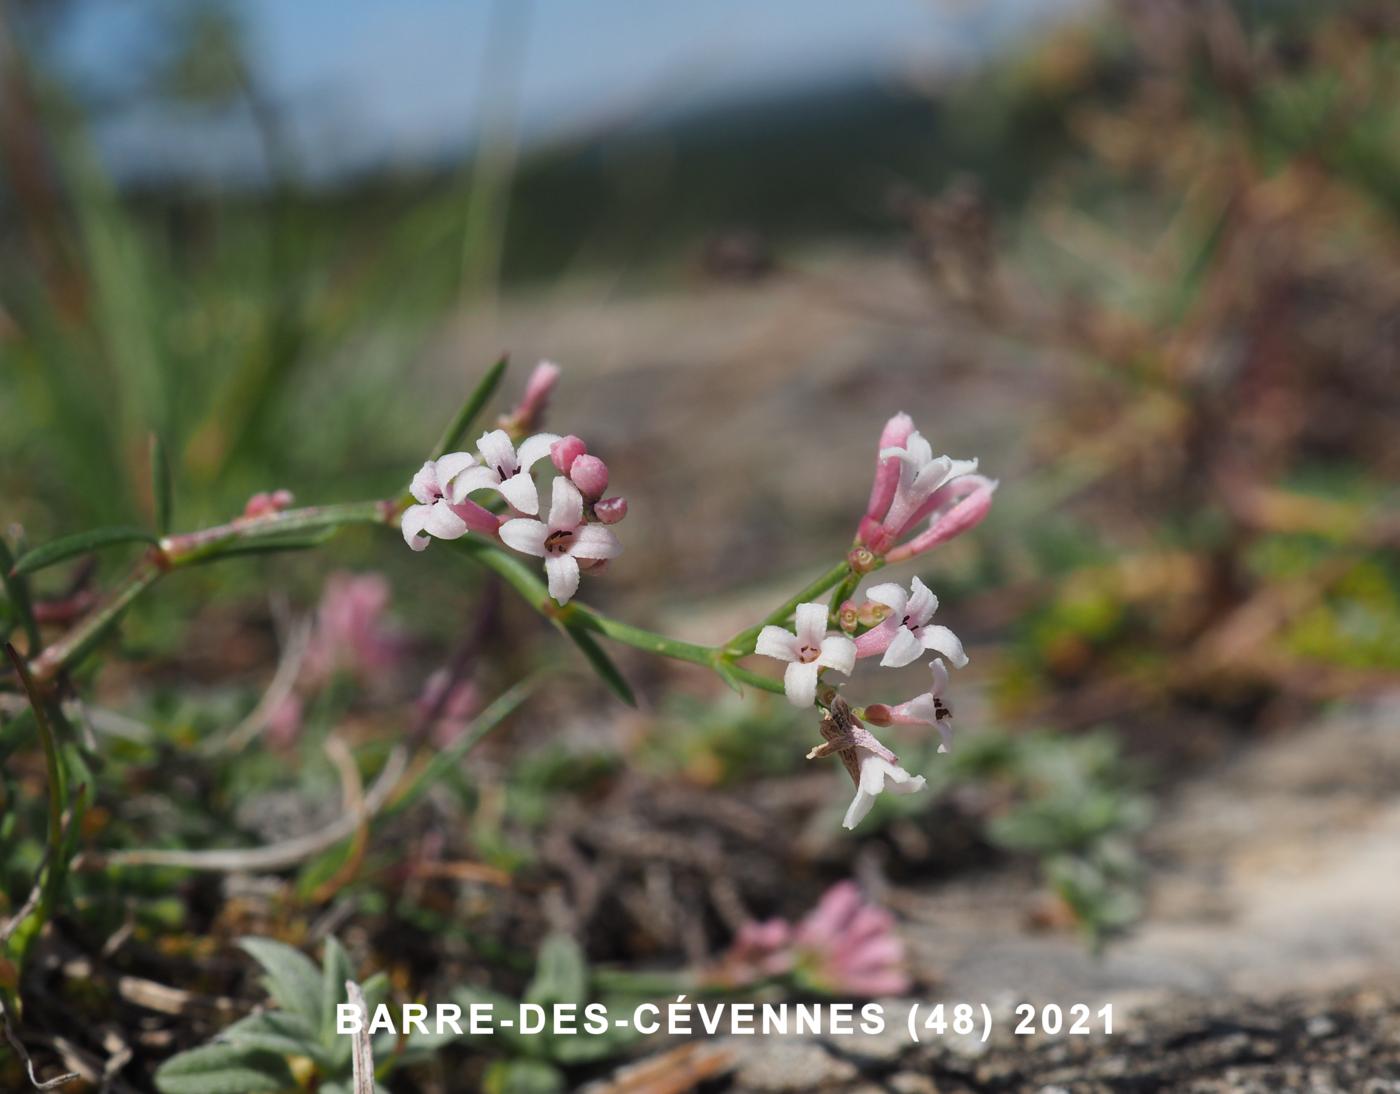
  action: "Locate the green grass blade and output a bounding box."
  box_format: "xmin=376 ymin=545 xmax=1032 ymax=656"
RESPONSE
xmin=12 ymin=526 xmax=158 ymax=576
xmin=430 ymin=354 xmax=509 ymax=459
xmin=150 ymin=432 xmax=174 ymax=535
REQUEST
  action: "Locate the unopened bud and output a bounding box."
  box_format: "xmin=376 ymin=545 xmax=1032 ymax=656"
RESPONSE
xmin=594 ymin=496 xmax=628 ymax=525
xmin=570 ymin=454 xmax=609 ymax=500
xmin=551 ymin=435 xmax=588 ymax=475
xmin=244 ymin=489 xmax=294 ymax=519
xmin=863 ymin=703 xmax=893 ymax=727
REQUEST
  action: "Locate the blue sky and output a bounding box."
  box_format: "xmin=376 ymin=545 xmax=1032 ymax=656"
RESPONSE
xmin=40 ymin=0 xmax=1087 ymax=183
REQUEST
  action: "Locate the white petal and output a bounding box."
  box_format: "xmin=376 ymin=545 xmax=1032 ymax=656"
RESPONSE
xmin=895 ymin=694 xmax=940 ymax=726
xmin=794 ymin=602 xmax=830 ymax=648
xmin=548 ymin=476 xmax=584 ymax=531
xmin=906 ymin=577 xmax=939 ymax=626
xmin=918 ymin=624 xmax=967 ymax=668
xmin=783 ymin=660 xmax=820 ymax=708
xmin=754 ymin=626 xmax=798 ymax=662
xmin=434 ymin=451 xmax=477 ymax=494
xmin=516 ymin=432 xmax=560 ymax=470
xmin=910 ymin=454 xmax=953 ymax=499
xmin=424 ymin=499 xmax=468 ymax=540
xmin=928 ymin=657 xmax=950 ymax=696
xmin=498 ymin=518 xmax=549 ymax=557
xmin=842 ymin=788 xmax=878 ymax=830
xmin=545 ymin=553 xmax=580 ymax=604
xmin=475 ymin=429 xmax=518 ymax=475
xmin=936 ymin=720 xmax=953 ymax=754
xmin=817 ymin=635 xmax=856 ymax=676
xmin=446 ymin=465 xmax=500 ymax=503
xmin=401 ymin=504 xmax=433 ymax=550
xmin=864 ymin=582 xmax=908 ymax=614
xmin=944 ymin=456 xmax=979 ymax=482
xmin=497 ymin=471 xmax=540 ymax=515
xmin=879 ymin=626 xmax=925 ymax=668
xmin=571 ymin=524 xmax=621 ymax=560
xmin=905 ymin=431 xmax=933 ymax=467
xmin=409 ymin=462 xmax=439 ymax=505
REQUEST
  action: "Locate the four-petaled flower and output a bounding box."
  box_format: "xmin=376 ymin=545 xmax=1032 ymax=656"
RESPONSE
xmin=402 ymin=453 xmax=495 ymax=551
xmin=500 ymin=476 xmax=622 ymax=605
xmin=447 ymin=429 xmax=560 ymax=515
xmin=810 ymin=698 xmax=927 ymax=829
xmin=756 ymin=603 xmax=857 ymax=708
xmin=867 ymin=658 xmax=955 ymax=754
xmin=854 ymin=576 xmax=967 ymax=669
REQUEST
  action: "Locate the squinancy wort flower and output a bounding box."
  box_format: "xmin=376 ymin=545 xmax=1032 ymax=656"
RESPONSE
xmin=748 ymin=413 xmax=990 ymax=827
xmin=855 ymin=412 xmax=997 ymax=562
xmin=401 ymin=362 xmax=629 ymax=605
xmin=755 ymin=603 xmax=856 ymax=708
xmin=707 ymin=880 xmax=910 ymax=996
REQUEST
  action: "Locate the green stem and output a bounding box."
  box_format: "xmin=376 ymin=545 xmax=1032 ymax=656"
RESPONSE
xmin=28 ymin=500 xmax=395 ymax=684
xmin=4 ymin=643 xmax=67 ymax=922
xmin=722 ymin=560 xmax=852 ymax=657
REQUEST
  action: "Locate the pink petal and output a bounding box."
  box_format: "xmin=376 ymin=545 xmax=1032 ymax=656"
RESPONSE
xmin=498 ymin=518 xmax=549 ymax=557
xmin=401 ymin=504 xmax=433 ymax=550
xmin=853 ymin=619 xmax=897 ymax=660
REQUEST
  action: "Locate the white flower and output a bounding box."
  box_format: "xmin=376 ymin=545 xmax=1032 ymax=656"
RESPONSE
xmin=883 ymin=659 xmax=955 ymax=754
xmin=499 ymin=477 xmax=621 ymax=605
xmin=401 ymin=453 xmax=478 ymax=551
xmin=755 ymin=603 xmax=857 ymax=708
xmin=446 ymin=429 xmax=560 ymax=515
xmin=879 ymin=430 xmax=978 ymax=538
xmin=855 ymin=576 xmax=967 ymax=669
xmin=842 ymin=750 xmax=927 ymax=830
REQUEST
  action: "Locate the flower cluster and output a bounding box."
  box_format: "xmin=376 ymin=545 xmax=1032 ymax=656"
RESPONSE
xmin=756 ymin=413 xmax=991 ymax=828
xmin=400 ymin=362 xmax=627 ymax=605
xmin=708 ymin=881 xmax=910 ymax=996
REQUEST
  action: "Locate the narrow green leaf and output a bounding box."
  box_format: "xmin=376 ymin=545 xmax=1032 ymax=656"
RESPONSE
xmin=154 ymin=1044 xmax=296 ymax=1094
xmin=0 ymin=538 xmax=40 ymax=651
xmin=239 ymin=937 xmax=323 ymax=1025
xmin=523 ymin=932 xmax=587 ymax=1010
xmin=430 ymin=354 xmax=509 ymax=459
xmin=188 ymin=533 xmax=334 ymax=564
xmin=150 ymin=432 xmax=174 ymax=535
xmin=559 ymin=621 xmax=636 ymax=707
xmin=320 ymin=936 xmax=354 ymax=1052
xmin=12 ymin=526 xmax=157 ymax=576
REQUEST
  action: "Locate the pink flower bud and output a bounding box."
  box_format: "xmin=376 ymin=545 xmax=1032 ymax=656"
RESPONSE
xmin=569 ymin=454 xmax=609 ymax=499
xmin=858 ymin=413 xmax=914 ymax=546
xmin=550 ymin=434 xmax=588 ymax=475
xmin=243 ymin=489 xmax=294 ymax=519
xmin=513 ymin=360 xmax=561 ymax=431
xmin=863 ymin=703 xmax=892 ymax=726
xmin=885 ymin=475 xmax=997 ymax=563
xmin=594 ymin=496 xmax=628 ymax=525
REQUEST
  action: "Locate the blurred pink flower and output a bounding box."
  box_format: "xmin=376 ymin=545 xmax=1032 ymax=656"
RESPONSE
xmin=265 ymin=692 xmax=304 ymax=749
xmin=448 ymin=429 xmax=559 ymax=516
xmin=710 ymin=882 xmax=910 ymax=997
xmin=243 ymin=489 xmax=294 ymax=519
xmin=304 ymin=572 xmax=405 ymax=687
xmin=499 ymin=477 xmax=622 ymax=605
xmin=865 ymin=658 xmax=955 ymax=754
xmin=402 ymin=455 xmax=500 ymax=551
xmin=791 ymin=881 xmax=911 ymax=996
xmin=502 ymin=361 xmax=561 ymax=434
xmin=853 ymin=577 xmax=966 ymax=669
xmin=416 ymin=668 xmax=482 ymax=748
xmin=755 ymin=603 xmax=856 ymax=708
